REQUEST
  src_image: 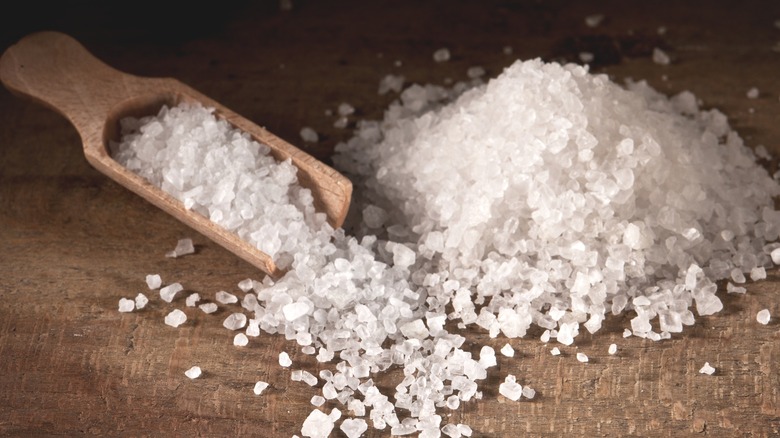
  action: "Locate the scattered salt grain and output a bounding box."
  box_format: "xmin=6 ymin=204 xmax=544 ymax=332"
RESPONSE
xmin=300 ymin=126 xmax=319 ymax=143
xmin=584 ymin=13 xmax=604 ymax=27
xmin=223 ymin=313 xmax=247 ymax=330
xmin=185 ymin=293 xmax=201 ymax=307
xmin=337 ymin=103 xmax=355 ymax=116
xmin=215 ymin=291 xmax=237 ymax=304
xmin=747 ymin=87 xmax=760 ymax=99
xmin=772 ymin=248 xmax=780 ymax=265
xmin=576 ymin=352 xmax=589 ymax=363
xmin=379 ymin=74 xmax=406 ymax=95
xmin=433 ymin=48 xmax=451 ymax=62
xmin=199 ymin=302 xmax=217 ymax=314
xmin=166 ymin=238 xmax=194 ymax=258
xmin=579 ymin=52 xmax=594 ymax=63
xmin=340 ymin=418 xmax=368 ymax=438
xmin=521 ymin=386 xmax=536 ymax=400
xmin=757 ymin=309 xmax=771 ymax=325
xmin=467 ymin=66 xmax=485 ymax=79
xmin=185 ymin=366 xmax=201 ymax=379
xmin=145 ymin=274 xmax=162 ymax=289
xmin=233 ymin=333 xmax=249 ymax=346
xmin=237 ymin=278 xmax=254 ymax=292
xmin=164 ymin=309 xmax=187 ymax=328
xmin=551 ymin=347 xmax=561 ymax=356
xmin=726 ymin=282 xmax=747 ymax=294
xmin=498 ymin=375 xmax=523 ymax=401
xmin=134 ymin=293 xmax=148 ymax=310
xmin=279 ymin=351 xmax=292 ymax=367
xmin=699 ymin=362 xmax=716 ymax=375
xmin=500 ymin=344 xmax=515 ymax=357
xmin=653 ymin=47 xmax=671 ymax=65
xmin=118 ymin=298 xmax=135 ymax=313
xmin=160 ymin=282 xmax=183 ymax=303
xmin=623 ymin=329 xmax=633 ymax=338
xmin=301 ymin=409 xmax=335 ymax=438
xmin=608 ymin=344 xmax=617 ymax=355
xmin=253 ymin=381 xmax=269 ymax=395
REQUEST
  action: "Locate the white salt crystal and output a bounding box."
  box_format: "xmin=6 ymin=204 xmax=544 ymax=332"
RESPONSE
xmin=199 ymin=302 xmax=218 ymax=314
xmin=279 ymin=351 xmax=292 ymax=367
xmin=223 ymin=313 xmax=247 ymax=330
xmin=498 ymin=375 xmax=522 ymax=401
xmin=378 ymin=74 xmax=405 ymax=95
xmin=160 ymin=283 xmax=183 ymax=303
xmin=340 ymin=418 xmax=368 ymax=438
xmin=623 ymin=329 xmax=632 ymax=338
xmin=757 ymin=309 xmax=771 ymax=325
xmin=164 ymin=309 xmax=187 ymax=328
xmin=310 ymin=395 xmax=326 ymax=407
xmin=467 ymin=66 xmax=485 ymax=79
xmin=283 ymin=301 xmax=310 ymax=321
xmin=301 ymin=409 xmax=335 ymax=438
xmin=747 ymin=87 xmax=760 ymax=99
xmin=338 ymin=103 xmax=355 ymax=116
xmin=333 ymin=117 xmax=348 ymax=129
xmin=253 ymin=381 xmax=269 ymax=395
xmin=185 ymin=366 xmax=201 ymax=379
xmin=585 ymin=13 xmax=604 ymax=27
xmin=457 ymin=424 xmax=473 ymax=436
xmin=300 ymin=371 xmax=318 ymax=386
xmin=726 ymin=282 xmax=747 ymax=294
xmin=237 ymin=278 xmax=254 ymax=292
xmin=521 ymin=386 xmax=536 ymax=399
xmin=608 ymin=344 xmax=617 ymax=355
xmin=478 ymin=346 xmax=497 ymax=368
xmin=576 ymin=352 xmax=589 ymax=363
xmin=699 ymin=362 xmax=715 ymax=375
xmin=400 ymin=320 xmax=429 ymax=340
xmin=500 ymin=343 xmax=514 ymax=357
xmin=652 ymin=47 xmax=671 ymax=65
xmin=134 ymin=293 xmax=148 ymax=310
xmin=433 ymin=48 xmax=450 ymax=62
xmin=185 ymin=293 xmax=200 ymax=307
xmin=300 ymin=127 xmax=319 ymax=143
xmin=233 ymin=333 xmax=249 ymax=346
xmin=215 ymin=291 xmax=237 ymax=304
xmin=166 ymin=238 xmax=194 ymax=258
xmin=750 ymin=266 xmax=767 ymax=281
xmin=550 ymin=347 xmax=561 ymax=356
xmin=579 ymin=52 xmax=594 ymax=63
xmin=145 ymin=274 xmax=162 ymax=289
xmin=118 ymin=298 xmax=135 ymax=313
xmin=772 ymin=248 xmax=780 ymax=264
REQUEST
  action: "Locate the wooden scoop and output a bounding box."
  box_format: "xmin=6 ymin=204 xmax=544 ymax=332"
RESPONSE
xmin=0 ymin=31 xmax=352 ymax=278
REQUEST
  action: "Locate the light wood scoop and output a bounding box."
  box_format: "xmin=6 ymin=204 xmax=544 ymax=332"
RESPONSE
xmin=0 ymin=31 xmax=352 ymax=278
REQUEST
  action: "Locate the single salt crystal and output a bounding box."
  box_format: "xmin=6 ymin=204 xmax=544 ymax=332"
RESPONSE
xmin=550 ymin=347 xmax=561 ymax=356
xmin=233 ymin=333 xmax=249 ymax=346
xmin=340 ymin=418 xmax=368 ymax=438
xmin=301 ymin=409 xmax=335 ymax=438
xmin=223 ymin=313 xmax=247 ymax=330
xmin=164 ymin=309 xmax=187 ymax=328
xmin=500 ymin=343 xmax=514 ymax=357
xmin=338 ymin=103 xmax=355 ymax=116
xmin=623 ymin=329 xmax=632 ymax=338
xmin=442 ymin=424 xmax=459 ymax=437
xmin=467 ymin=66 xmax=485 ymax=79
xmin=160 ymin=283 xmax=183 ymax=303
xmin=300 ymin=127 xmax=319 ymax=143
xmin=185 ymin=293 xmax=200 ymax=307
xmin=757 ymin=309 xmax=771 ymax=325
xmin=199 ymin=302 xmax=217 ymax=314
xmin=579 ymin=52 xmax=594 ymax=63
xmin=608 ymin=344 xmax=617 ymax=355
xmin=576 ymin=352 xmax=589 ymax=363
xmin=166 ymin=238 xmax=194 ymax=258
xmin=253 ymin=381 xmax=269 ymax=395
xmin=457 ymin=424 xmax=473 ymax=436
xmin=246 ymin=319 xmax=260 ymax=337
xmin=478 ymin=346 xmax=497 ymax=368
xmin=498 ymin=375 xmax=523 ymax=401
xmin=333 ymin=117 xmax=348 ymax=129
xmin=237 ymin=278 xmax=254 ymax=292
xmin=118 ymin=298 xmax=135 ymax=313
xmin=699 ymin=362 xmax=716 ymax=375
xmin=772 ymin=248 xmax=780 ymax=264
xmin=433 ymin=48 xmax=450 ymax=62
xmin=378 ymin=74 xmax=405 ymax=95
xmin=279 ymin=351 xmax=292 ymax=367
xmin=726 ymin=282 xmax=746 ymax=294
xmin=747 ymin=87 xmax=760 ymax=99
xmin=215 ymin=291 xmax=237 ymax=304
xmin=311 ymin=395 xmax=326 ymax=407
xmin=521 ymin=386 xmax=536 ymax=399
xmin=584 ymin=13 xmax=604 ymax=27
xmin=135 ymin=293 xmax=148 ymax=309
xmin=300 ymin=371 xmax=318 ymax=386
xmin=652 ymin=47 xmax=671 ymax=65
xmin=283 ymin=301 xmax=310 ymax=321
xmin=145 ymin=274 xmax=162 ymax=289
xmin=185 ymin=366 xmax=201 ymax=379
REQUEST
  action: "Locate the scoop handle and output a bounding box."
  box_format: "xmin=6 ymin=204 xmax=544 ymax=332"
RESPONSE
xmin=0 ymin=31 xmax=160 ymax=158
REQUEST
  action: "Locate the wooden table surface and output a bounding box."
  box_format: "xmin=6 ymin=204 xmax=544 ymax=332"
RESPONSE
xmin=2 ymin=1 xmax=779 ymax=436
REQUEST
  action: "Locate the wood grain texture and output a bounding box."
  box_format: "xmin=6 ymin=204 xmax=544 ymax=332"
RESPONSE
xmin=1 ymin=1 xmax=779 ymax=436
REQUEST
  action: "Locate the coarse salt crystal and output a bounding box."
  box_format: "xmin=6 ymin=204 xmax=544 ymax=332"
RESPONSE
xmin=233 ymin=333 xmax=249 ymax=346
xmin=118 ymin=298 xmax=135 ymax=313
xmin=185 ymin=293 xmax=200 ymax=307
xmin=652 ymin=47 xmax=671 ymax=65
xmin=757 ymin=309 xmax=771 ymax=325
xmin=747 ymin=87 xmax=760 ymax=99
xmin=576 ymin=352 xmax=589 ymax=363
xmin=433 ymin=48 xmax=450 ymax=62
xmin=500 ymin=344 xmax=515 ymax=357
xmin=160 ymin=283 xmax=183 ymax=303
xmin=166 ymin=238 xmax=194 ymax=258
xmin=145 ymin=274 xmax=162 ymax=289
xmin=135 ymin=293 xmax=149 ymax=310
xmin=185 ymin=366 xmax=201 ymax=379
xmin=551 ymin=347 xmax=561 ymax=356
xmin=301 ymin=409 xmax=335 ymax=438
xmin=498 ymin=375 xmax=523 ymax=401
xmin=253 ymin=381 xmax=269 ymax=395
xmin=215 ymin=291 xmax=237 ymax=304
xmin=608 ymin=344 xmax=617 ymax=355
xmin=300 ymin=127 xmax=319 ymax=143
xmin=340 ymin=418 xmax=368 ymax=438
xmin=199 ymin=302 xmax=218 ymax=314
xmin=164 ymin=309 xmax=187 ymax=328
xmin=699 ymin=362 xmax=716 ymax=375
xmin=223 ymin=313 xmax=247 ymax=330
xmin=279 ymin=351 xmax=292 ymax=367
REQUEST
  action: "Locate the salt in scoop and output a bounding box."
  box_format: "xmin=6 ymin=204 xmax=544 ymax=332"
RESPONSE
xmin=0 ymin=31 xmax=352 ymax=278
